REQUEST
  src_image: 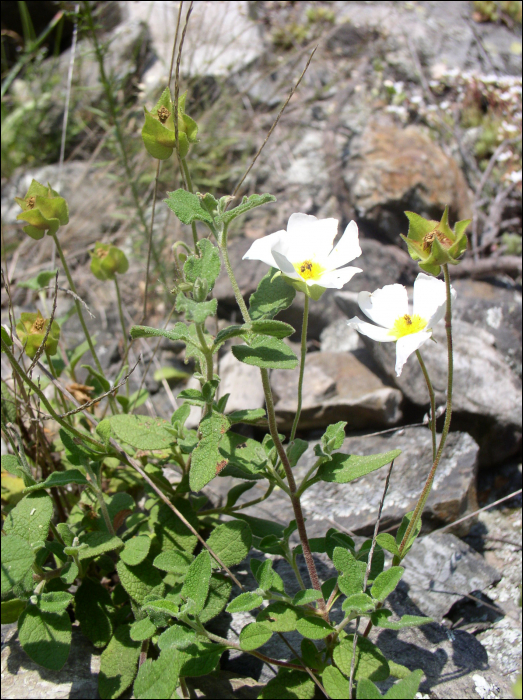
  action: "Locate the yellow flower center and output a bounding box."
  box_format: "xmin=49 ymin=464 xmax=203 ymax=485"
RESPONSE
xmin=31 ymin=318 xmax=45 ymax=333
xmin=388 ymin=314 xmax=427 ymax=339
xmin=293 ymin=259 xmax=325 ymax=281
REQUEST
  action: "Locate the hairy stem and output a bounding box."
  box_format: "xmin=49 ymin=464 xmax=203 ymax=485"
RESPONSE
xmin=181 ymin=157 xmax=199 ymax=248
xmin=416 ymin=349 xmax=436 ymax=460
xmin=396 ymin=265 xmax=453 ymax=559
xmin=289 ymin=294 xmax=309 ymax=442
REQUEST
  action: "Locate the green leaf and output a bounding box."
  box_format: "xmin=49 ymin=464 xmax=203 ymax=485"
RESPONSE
xmin=81 ymin=363 xmax=111 ymax=393
xmin=239 ymin=621 xmax=273 ymax=650
xmin=178 ymin=641 xmax=225 ymax=677
xmin=246 ymin=319 xmax=295 ymax=339
xmin=164 ymin=189 xmax=214 ymax=227
xmin=395 ymin=511 xmax=422 ymax=555
xmin=206 ymin=520 xmax=252 ymax=568
xmin=292 ymin=589 xmax=323 ymax=606
xmin=184 ymin=238 xmax=221 ymax=288
xmin=375 ymin=533 xmax=400 ymax=557
xmin=232 ymin=335 xmax=298 ymax=370
xmin=333 ymin=547 xmax=365 ymax=598
xmin=77 ymin=532 xmax=123 ymax=561
xmin=199 ymin=573 xmax=232 ymax=623
xmin=133 ymin=648 xmax=180 ymax=699
xmin=98 ymin=624 xmax=141 ymax=699
xmin=2 ymin=454 xmax=24 ymax=478
xmin=158 ymin=623 xmax=196 ymax=650
xmin=342 ymin=593 xmax=376 ymax=614
xmin=226 ymin=591 xmax=263 ymax=613
xmin=3 ymin=491 xmax=53 ymax=545
xmin=333 ymin=636 xmax=390 ymax=682
xmin=155 ymin=499 xmax=198 ymax=554
xmin=18 ymin=605 xmax=71 ymax=671
xmin=227 ymin=407 xmax=266 ymax=425
xmin=249 ymin=267 xmax=296 ymax=320
xmin=142 ymin=599 xmax=179 ymax=618
xmin=153 ymin=366 xmax=191 ymax=383
xmin=259 ymin=668 xmax=315 ymax=699
xmin=234 ymin=513 xmax=286 ymax=540
xmin=218 ymin=432 xmax=267 ymax=480
xmin=323 ymin=666 xmax=351 ymax=699
xmin=371 ymin=567 xmax=404 ymax=603
xmin=1 ymin=534 xmax=34 ymax=594
xmin=316 ymin=450 xmax=401 ymax=484
xmin=296 ymin=616 xmax=333 ymax=639
xmin=107 ymin=414 xmax=174 ymax=451
xmin=371 ymin=609 xmax=432 ymax=630
xmin=384 ymin=670 xmax=424 ymax=698
xmin=287 ymin=439 xmax=309 ymax=467
xmin=1 ymin=598 xmax=26 ymax=624
xmin=117 ymin=558 xmax=165 ymax=606
xmin=190 ymin=411 xmax=230 ymax=491
xmin=181 ymin=550 xmax=211 ymax=615
xmin=38 ymin=591 xmax=73 ymax=613
xmin=23 ymin=469 xmax=88 ymax=493
xmin=130 ymin=617 xmax=157 ymax=642
xmin=59 ymin=561 xmax=78 ymax=585
xmin=17 ymin=269 xmax=59 ymax=291
xmin=224 ymin=481 xmax=256 ymax=509
xmin=218 ymin=193 xmax=276 ymax=226
xmin=212 ymin=325 xmax=246 ymax=350
xmin=75 ymin=577 xmax=114 ymax=648
xmin=120 ymin=536 xmax=151 ymax=566
xmin=388 ymin=660 xmax=412 ymax=679
xmin=356 ymin=678 xmax=382 ymax=699
xmin=176 ymin=293 xmax=217 ymax=323
xmin=153 ymin=549 xmax=192 ymax=573
xmin=257 ymin=602 xmax=300 ymax=633
xmin=322 ymin=421 xmax=347 ymax=454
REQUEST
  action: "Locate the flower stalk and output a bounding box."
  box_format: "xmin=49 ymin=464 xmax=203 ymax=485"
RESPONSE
xmin=290 ymin=294 xmax=309 ymax=442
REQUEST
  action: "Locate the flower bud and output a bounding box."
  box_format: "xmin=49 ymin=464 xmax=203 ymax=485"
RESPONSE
xmin=192 ymin=277 xmax=208 ymax=302
xmin=15 ymin=180 xmax=69 ymax=240
xmin=16 ymin=310 xmax=61 ymax=359
xmin=89 ymin=242 xmax=129 ymax=281
xmin=142 ymin=88 xmax=198 ymax=160
xmin=400 ymin=206 xmax=470 ymax=277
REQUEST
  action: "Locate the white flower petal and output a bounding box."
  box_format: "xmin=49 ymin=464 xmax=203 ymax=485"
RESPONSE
xmin=242 ymin=231 xmax=284 ymax=268
xmin=271 ymin=249 xmax=300 ymax=278
xmin=282 ymin=214 xmax=339 ymax=263
xmin=325 ymin=221 xmax=362 ymax=270
xmin=412 ymin=273 xmax=449 ymax=328
xmin=347 ymin=317 xmax=396 ymax=342
xmin=358 ymin=284 xmax=409 ymax=329
xmin=395 ymin=330 xmax=432 ymax=376
xmin=316 ymin=266 xmax=362 ymax=289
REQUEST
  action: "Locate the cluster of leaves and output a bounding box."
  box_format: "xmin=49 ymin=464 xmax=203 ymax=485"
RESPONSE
xmin=1 ymin=189 xmax=429 ymax=698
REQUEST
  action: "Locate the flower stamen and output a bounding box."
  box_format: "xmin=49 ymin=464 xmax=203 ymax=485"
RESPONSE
xmin=294 ymin=259 xmax=325 ymax=281
xmin=389 ymin=313 xmax=427 ymax=339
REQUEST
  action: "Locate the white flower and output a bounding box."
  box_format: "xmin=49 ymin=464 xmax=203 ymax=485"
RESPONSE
xmin=242 ymin=213 xmax=362 ymax=291
xmin=347 ymin=273 xmax=456 ymax=376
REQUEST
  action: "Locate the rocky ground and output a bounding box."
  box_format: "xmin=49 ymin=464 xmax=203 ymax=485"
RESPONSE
xmin=1 ymin=0 xmax=522 ymax=698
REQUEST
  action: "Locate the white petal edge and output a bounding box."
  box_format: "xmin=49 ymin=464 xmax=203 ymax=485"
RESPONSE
xmin=412 ymin=273 xmax=450 ymax=328
xmin=282 ymin=215 xmax=339 ymax=263
xmin=316 ymin=266 xmax=362 ymax=289
xmin=395 ymin=330 xmax=432 ymax=376
xmin=358 ymin=284 xmax=409 ymax=329
xmin=271 ymin=249 xmax=300 ymax=278
xmin=347 ymin=317 xmax=396 ymax=343
xmin=242 ymin=231 xmax=285 ymax=268
xmin=325 ymin=221 xmax=362 ymax=270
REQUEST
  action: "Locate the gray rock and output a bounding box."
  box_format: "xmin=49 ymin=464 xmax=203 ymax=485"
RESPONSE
xmin=1 ymin=624 xmax=100 ymax=699
xmin=359 ymin=318 xmax=522 ymax=466
xmin=320 ymin=318 xmax=364 ymax=353
xmin=343 ymin=118 xmax=474 ymax=244
xmin=451 ymin=279 xmax=522 ymax=378
xmin=218 ymin=350 xmax=266 ymax=414
xmin=401 ymin=532 xmax=501 ymax=621
xmin=271 ymin=351 xmax=403 ymax=432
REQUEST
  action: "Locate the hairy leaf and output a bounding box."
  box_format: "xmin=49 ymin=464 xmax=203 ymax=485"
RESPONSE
xmin=23 ymin=469 xmax=88 ymax=492
xmin=317 ymin=450 xmax=401 ymax=484
xmin=249 ymin=267 xmax=296 ymax=320
xmin=120 ymin=536 xmax=151 ymax=566
xmin=1 ymin=534 xmax=34 ymax=595
xmin=190 ymin=411 xmax=230 ymax=491
xmin=371 ymin=567 xmax=404 ymax=603
xmin=107 ymin=414 xmax=174 ymax=451
xmin=98 ymin=624 xmax=141 ymax=699
xmin=116 ymin=558 xmax=164 ymax=606
xmin=239 ymin=621 xmax=273 ymax=650
xmin=75 ymin=577 xmax=114 ymax=648
xmin=3 ymin=491 xmax=53 ymax=545
xmin=181 ymin=550 xmax=212 ymax=615
xmin=206 ymin=520 xmax=252 ymax=568
xmin=18 ymin=605 xmax=71 ymax=671
xmin=371 ymin=609 xmax=432 ymax=630
xmin=232 ymin=335 xmax=298 ymax=370
xmin=333 ymin=636 xmax=390 ymax=682
xmin=133 ymin=648 xmax=180 ymax=699
xmin=226 ymin=592 xmax=264 ymax=613
xmin=323 ymin=666 xmax=351 ymax=699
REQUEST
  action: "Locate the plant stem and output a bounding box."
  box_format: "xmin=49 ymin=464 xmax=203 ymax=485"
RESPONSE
xmin=396 ymin=265 xmax=454 ymax=560
xmin=416 ymin=349 xmax=436 ymax=460
xmin=85 ymin=461 xmax=115 ymax=537
xmin=217 ymin=234 xmax=326 ymax=613
xmin=114 ymin=276 xmax=128 ymax=355
xmin=195 ymin=322 xmax=214 ymax=416
xmin=289 ymin=294 xmax=309 ymax=443
xmin=50 ymin=232 xmax=117 ymax=413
